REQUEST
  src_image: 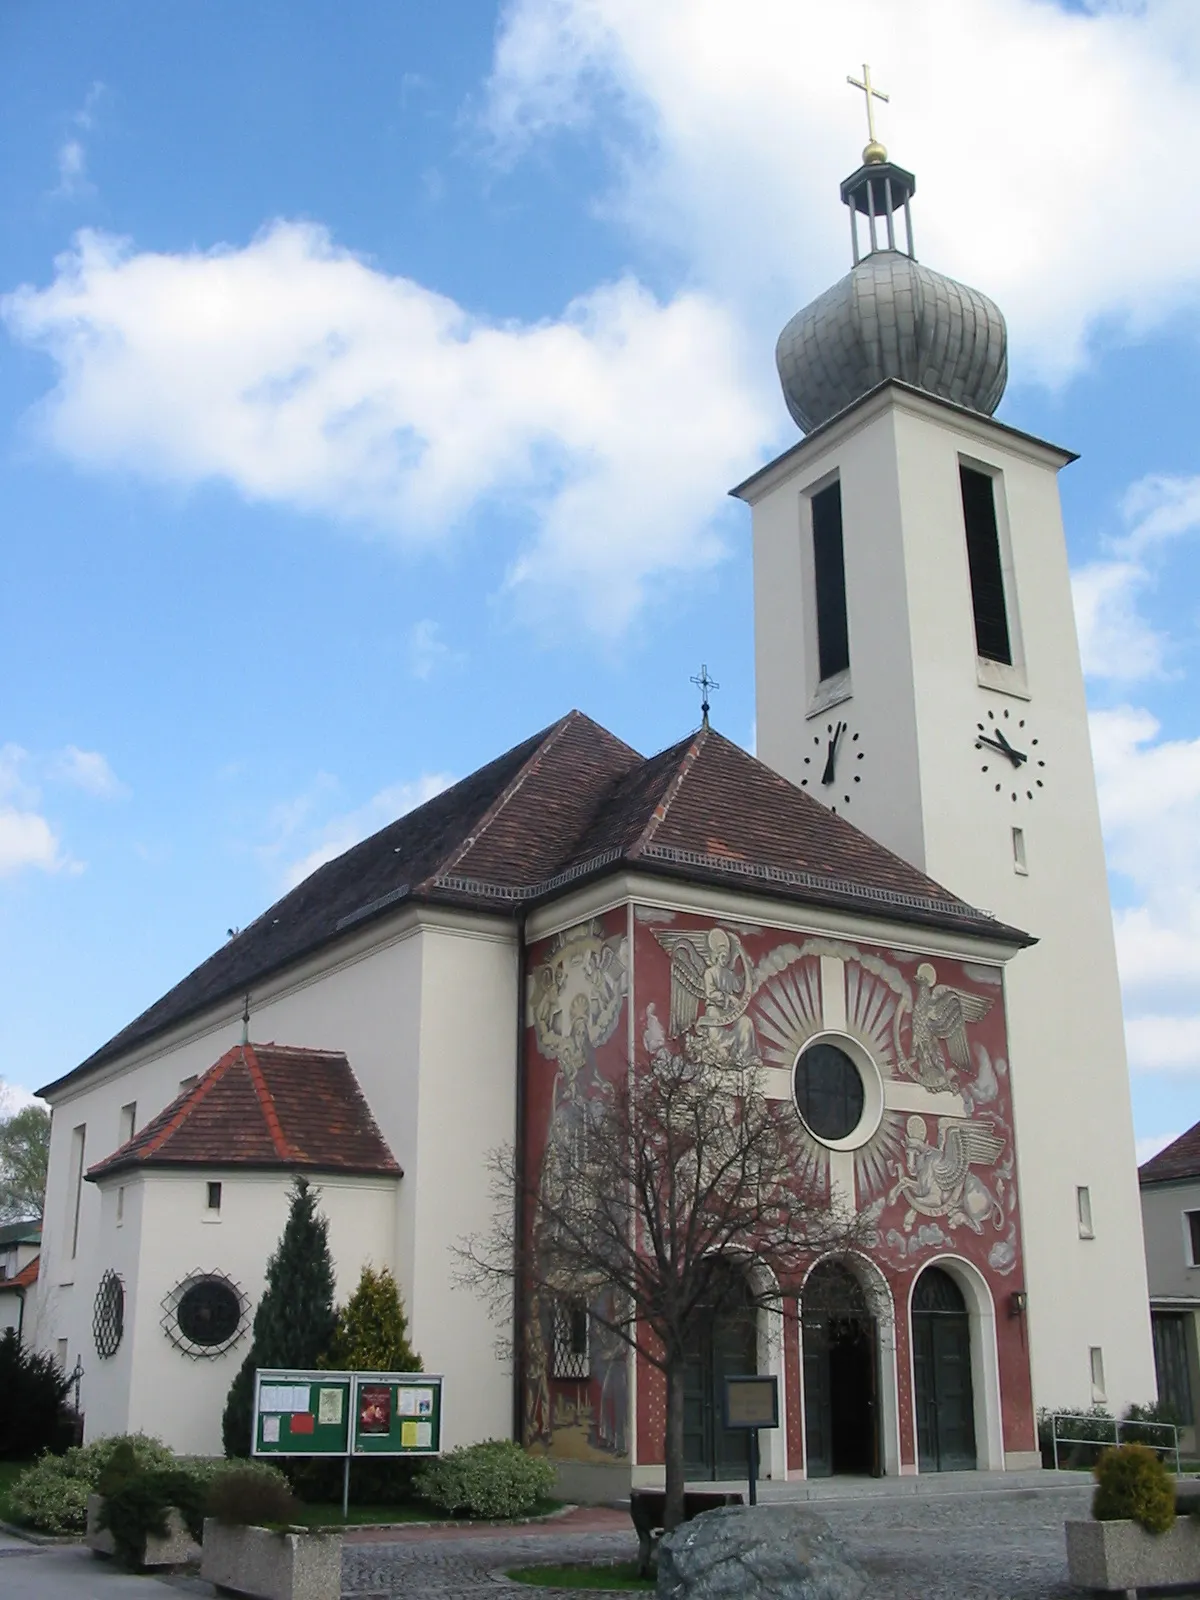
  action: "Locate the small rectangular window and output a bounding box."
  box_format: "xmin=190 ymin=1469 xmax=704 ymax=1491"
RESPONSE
xmin=552 ymin=1299 xmax=590 ymax=1380
xmin=206 ymin=1181 xmax=222 ymax=1213
xmin=1012 ymin=826 xmax=1028 ymax=875
xmin=56 ymin=1339 xmax=69 ymax=1374
xmin=119 ymin=1102 xmax=136 ymax=1145
xmin=180 ymin=1076 xmax=199 ymax=1094
xmin=811 ymin=481 xmax=850 ymax=681
xmin=1090 ymin=1346 xmax=1106 ymax=1403
xmin=1077 ymin=1186 xmax=1094 ymax=1239
xmin=1186 ymin=1210 xmax=1200 ymax=1266
xmin=960 ymin=465 xmax=1012 ymax=665
xmin=116 ymin=1186 xmax=125 ymax=1226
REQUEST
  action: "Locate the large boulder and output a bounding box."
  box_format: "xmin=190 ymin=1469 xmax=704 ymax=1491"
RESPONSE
xmin=657 ymin=1503 xmax=866 ymax=1600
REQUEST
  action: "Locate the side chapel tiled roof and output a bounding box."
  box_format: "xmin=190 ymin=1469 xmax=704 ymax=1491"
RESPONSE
xmin=85 ymin=1043 xmax=401 ymax=1180
xmin=46 ymin=713 xmax=1028 ymax=1096
xmin=1139 ymin=1120 xmax=1200 ymax=1185
xmin=3 ymin=1254 xmax=39 ymax=1290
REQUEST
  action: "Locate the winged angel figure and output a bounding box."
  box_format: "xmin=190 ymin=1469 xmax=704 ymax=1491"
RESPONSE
xmin=906 ymin=962 xmax=994 ymax=1090
xmin=888 ymin=1115 xmax=1005 ymax=1234
xmin=654 ymin=926 xmax=760 ymax=1069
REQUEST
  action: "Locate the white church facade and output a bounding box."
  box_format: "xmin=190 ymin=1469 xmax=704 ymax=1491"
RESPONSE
xmin=30 ymin=123 xmax=1154 ymax=1492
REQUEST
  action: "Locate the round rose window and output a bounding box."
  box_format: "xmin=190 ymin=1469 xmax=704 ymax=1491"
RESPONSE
xmin=793 ymin=1042 xmax=865 ymax=1142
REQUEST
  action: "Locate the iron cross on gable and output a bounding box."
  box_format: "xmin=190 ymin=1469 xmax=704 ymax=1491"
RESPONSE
xmin=691 ymin=664 xmax=719 ymax=729
xmin=847 ymin=62 xmax=889 ymax=148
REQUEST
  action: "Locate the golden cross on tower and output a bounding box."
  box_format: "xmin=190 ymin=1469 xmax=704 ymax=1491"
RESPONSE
xmin=847 ymin=63 xmax=889 ymax=163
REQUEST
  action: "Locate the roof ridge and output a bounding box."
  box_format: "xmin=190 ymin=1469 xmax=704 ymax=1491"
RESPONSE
xmin=427 ymin=711 xmax=583 ymax=886
xmin=627 ymin=727 xmax=707 ymax=858
xmin=240 ymin=1042 xmax=298 ymax=1162
xmin=132 ymin=1045 xmax=242 ymax=1163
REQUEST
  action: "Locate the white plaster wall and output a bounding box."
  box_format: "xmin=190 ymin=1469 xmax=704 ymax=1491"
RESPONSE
xmin=1142 ymin=1183 xmax=1200 ymax=1302
xmin=36 ymin=908 xmax=518 ymax=1453
xmin=748 ymin=388 xmax=1155 ymax=1421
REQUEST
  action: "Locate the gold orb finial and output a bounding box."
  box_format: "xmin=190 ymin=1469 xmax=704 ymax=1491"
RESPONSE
xmin=863 ymin=140 xmax=887 ymax=165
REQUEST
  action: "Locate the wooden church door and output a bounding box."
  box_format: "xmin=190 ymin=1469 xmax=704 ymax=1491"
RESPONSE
xmin=912 ymin=1266 xmax=976 ymax=1472
xmin=682 ymin=1274 xmax=757 ymax=1480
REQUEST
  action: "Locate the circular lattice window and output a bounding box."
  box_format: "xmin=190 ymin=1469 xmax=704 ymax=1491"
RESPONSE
xmin=161 ymin=1272 xmax=248 ymax=1358
xmin=93 ymin=1269 xmax=125 ymax=1358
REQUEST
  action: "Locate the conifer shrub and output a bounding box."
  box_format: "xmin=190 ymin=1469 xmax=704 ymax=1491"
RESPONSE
xmin=324 ymin=1265 xmax=421 ymax=1373
xmin=1092 ymin=1443 xmax=1176 ymax=1534
xmin=222 ymin=1177 xmax=337 ymax=1457
xmin=415 ymin=1439 xmax=555 ymax=1520
xmin=96 ymin=1464 xmax=207 ymax=1568
xmin=0 ymin=1328 xmax=73 ymax=1459
xmin=206 ymin=1465 xmax=299 ymax=1528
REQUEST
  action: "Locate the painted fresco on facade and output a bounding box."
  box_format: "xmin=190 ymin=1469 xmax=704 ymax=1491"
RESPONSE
xmin=523 ymin=913 xmax=631 ymax=1463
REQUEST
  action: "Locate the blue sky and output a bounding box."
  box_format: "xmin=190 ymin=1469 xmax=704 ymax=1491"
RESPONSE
xmin=3 ymin=0 xmax=1200 ymax=1158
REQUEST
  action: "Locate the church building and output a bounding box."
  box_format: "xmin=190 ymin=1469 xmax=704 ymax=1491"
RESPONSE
xmin=30 ymin=109 xmax=1154 ymax=1493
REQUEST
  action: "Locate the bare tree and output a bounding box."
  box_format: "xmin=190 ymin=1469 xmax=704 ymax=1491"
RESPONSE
xmin=458 ymin=1046 xmax=877 ymax=1531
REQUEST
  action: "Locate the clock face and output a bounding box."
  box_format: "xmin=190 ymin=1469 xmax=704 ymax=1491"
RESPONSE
xmin=974 ymin=706 xmax=1047 ymax=802
xmin=801 ymin=718 xmax=866 ymax=814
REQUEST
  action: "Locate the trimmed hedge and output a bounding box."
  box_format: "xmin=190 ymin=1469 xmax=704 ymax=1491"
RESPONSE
xmin=415 ymin=1439 xmax=555 ymax=1520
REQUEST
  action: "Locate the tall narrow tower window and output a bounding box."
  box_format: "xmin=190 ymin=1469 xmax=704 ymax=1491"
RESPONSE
xmin=960 ymin=466 xmax=1012 ymax=664
xmin=811 ymin=481 xmax=850 ymax=681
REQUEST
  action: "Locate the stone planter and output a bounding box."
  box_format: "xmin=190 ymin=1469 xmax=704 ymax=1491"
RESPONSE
xmin=1065 ymin=1516 xmax=1200 ymax=1592
xmin=200 ymin=1517 xmax=342 ymax=1600
xmin=85 ymin=1493 xmax=200 ymax=1567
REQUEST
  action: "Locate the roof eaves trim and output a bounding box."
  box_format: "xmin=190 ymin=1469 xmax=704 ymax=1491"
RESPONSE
xmin=432 ymin=848 xmax=624 ymax=905
xmin=335 ymin=884 xmax=411 ymax=932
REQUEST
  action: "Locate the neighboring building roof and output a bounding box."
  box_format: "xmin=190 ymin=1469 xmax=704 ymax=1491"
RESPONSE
xmin=0 ymin=1220 xmax=42 ymax=1248
xmin=1140 ymin=1121 xmax=1200 ymax=1185
xmin=85 ymin=1043 xmax=402 ymax=1181
xmin=45 ymin=713 xmax=1028 ymax=1096
xmin=1 ymin=1253 xmax=40 ymax=1290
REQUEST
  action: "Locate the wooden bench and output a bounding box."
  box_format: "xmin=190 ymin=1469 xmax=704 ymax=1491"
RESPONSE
xmin=629 ymin=1488 xmax=745 ymax=1576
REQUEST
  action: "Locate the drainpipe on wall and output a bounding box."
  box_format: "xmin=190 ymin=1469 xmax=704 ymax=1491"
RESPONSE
xmin=512 ymin=906 xmax=528 ymax=1446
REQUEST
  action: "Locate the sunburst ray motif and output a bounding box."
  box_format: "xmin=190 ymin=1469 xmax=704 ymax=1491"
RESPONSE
xmin=755 ymin=960 xmax=822 ymax=1068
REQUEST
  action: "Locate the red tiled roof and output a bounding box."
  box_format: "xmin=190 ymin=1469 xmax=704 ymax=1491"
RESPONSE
xmin=1140 ymin=1121 xmax=1200 ymax=1185
xmin=85 ymin=1043 xmax=401 ymax=1180
xmin=47 ymin=713 xmax=1028 ymax=1098
xmin=3 ymin=1253 xmax=39 ymax=1290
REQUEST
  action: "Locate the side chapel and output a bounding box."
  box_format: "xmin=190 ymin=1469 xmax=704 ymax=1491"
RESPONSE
xmin=31 ymin=103 xmax=1154 ymax=1492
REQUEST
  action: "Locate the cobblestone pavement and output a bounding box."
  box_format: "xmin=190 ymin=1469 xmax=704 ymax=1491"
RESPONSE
xmin=341 ymin=1485 xmax=1097 ymax=1599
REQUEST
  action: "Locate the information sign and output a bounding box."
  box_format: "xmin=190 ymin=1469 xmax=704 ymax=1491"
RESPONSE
xmin=252 ymin=1369 xmax=352 ymax=1458
xmin=722 ymin=1374 xmax=780 ymax=1432
xmin=351 ymin=1372 xmax=444 ymax=1456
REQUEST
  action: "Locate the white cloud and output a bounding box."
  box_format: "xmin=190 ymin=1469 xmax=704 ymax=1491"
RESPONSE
xmin=268 ymin=771 xmax=456 ymax=890
xmin=0 ymin=1080 xmax=47 ymax=1116
xmin=0 ymin=809 xmax=65 ymax=877
xmin=486 ymin=0 xmax=1200 ymax=382
xmin=53 ymin=82 xmax=105 ymax=201
xmin=1136 ymin=1132 xmax=1179 ymax=1166
xmin=3 ymin=224 xmax=767 ymax=637
xmin=1072 ymin=561 xmax=1166 ymax=684
xmin=408 ymin=619 xmax=462 ymax=680
xmin=49 ymin=746 xmax=128 ymax=799
xmin=1092 ymin=706 xmax=1200 ymax=1074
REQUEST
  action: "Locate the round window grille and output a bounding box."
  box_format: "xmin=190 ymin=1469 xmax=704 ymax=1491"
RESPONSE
xmin=93 ymin=1269 xmax=125 ymax=1359
xmin=161 ymin=1272 xmax=248 ymax=1358
xmin=793 ymin=1042 xmax=865 ymax=1143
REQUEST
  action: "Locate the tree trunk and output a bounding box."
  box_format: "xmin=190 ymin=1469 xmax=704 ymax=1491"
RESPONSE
xmin=664 ymin=1358 xmax=686 ymax=1531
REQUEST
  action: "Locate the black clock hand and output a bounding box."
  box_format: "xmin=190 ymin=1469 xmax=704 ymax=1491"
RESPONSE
xmin=976 ymin=731 xmax=1027 ymax=768
xmin=821 ymin=721 xmax=844 ymax=786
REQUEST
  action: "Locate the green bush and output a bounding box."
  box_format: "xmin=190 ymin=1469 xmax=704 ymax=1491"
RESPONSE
xmin=1037 ymin=1405 xmax=1115 ymax=1468
xmin=0 ymin=1329 xmax=73 ymax=1460
xmin=1122 ymin=1400 xmax=1180 ymax=1447
xmin=206 ymin=1465 xmax=298 ymax=1528
xmin=9 ymin=1433 xmax=178 ymax=1533
xmin=98 ymin=1468 xmax=207 ymax=1568
xmin=1093 ymin=1443 xmax=1176 ymax=1534
xmin=415 ymin=1439 xmax=555 ymax=1520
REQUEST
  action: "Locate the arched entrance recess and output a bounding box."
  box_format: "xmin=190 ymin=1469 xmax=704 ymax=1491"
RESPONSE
xmin=682 ymin=1262 xmax=757 ymax=1480
xmin=908 ymin=1256 xmax=1004 ymax=1472
xmin=802 ymin=1260 xmax=880 ymax=1477
xmin=912 ymin=1266 xmax=976 ymax=1471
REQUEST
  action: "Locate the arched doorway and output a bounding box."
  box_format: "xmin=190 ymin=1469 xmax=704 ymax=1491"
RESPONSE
xmin=912 ymin=1266 xmax=976 ymax=1472
xmin=802 ymin=1260 xmax=879 ymax=1477
xmin=682 ymin=1264 xmax=757 ymax=1480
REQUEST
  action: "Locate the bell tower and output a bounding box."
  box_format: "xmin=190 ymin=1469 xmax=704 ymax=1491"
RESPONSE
xmin=735 ymin=87 xmax=1155 ymax=1420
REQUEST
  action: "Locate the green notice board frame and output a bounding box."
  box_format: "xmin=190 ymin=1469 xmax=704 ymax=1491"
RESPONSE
xmin=351 ymin=1372 xmax=444 ymax=1456
xmin=252 ymin=1369 xmax=352 ymax=1458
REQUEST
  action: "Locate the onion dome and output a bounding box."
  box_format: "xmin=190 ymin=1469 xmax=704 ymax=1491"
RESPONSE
xmin=776 ymin=155 xmax=1007 ymax=434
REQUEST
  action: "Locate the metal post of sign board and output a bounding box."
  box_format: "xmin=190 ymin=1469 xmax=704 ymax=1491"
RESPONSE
xmin=722 ymin=1375 xmax=780 ymax=1507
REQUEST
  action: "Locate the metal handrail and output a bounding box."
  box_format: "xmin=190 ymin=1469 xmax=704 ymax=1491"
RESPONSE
xmin=1050 ymin=1412 xmax=1181 ymax=1475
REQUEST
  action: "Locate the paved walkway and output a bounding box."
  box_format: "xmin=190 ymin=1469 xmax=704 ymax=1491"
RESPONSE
xmin=0 ymin=1478 xmax=1101 ymax=1598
